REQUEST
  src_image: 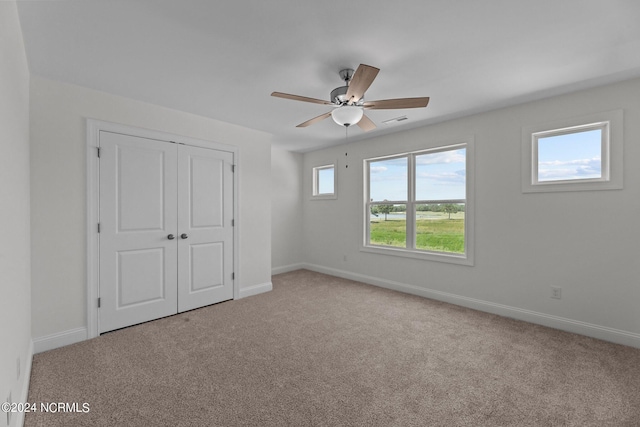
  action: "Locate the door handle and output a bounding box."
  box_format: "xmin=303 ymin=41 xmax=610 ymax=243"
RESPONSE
xmin=167 ymin=234 xmax=175 ymax=240
xmin=181 ymin=233 xmax=189 ymax=239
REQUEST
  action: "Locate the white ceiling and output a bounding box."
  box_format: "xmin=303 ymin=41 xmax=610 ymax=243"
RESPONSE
xmin=17 ymin=0 xmax=640 ymax=152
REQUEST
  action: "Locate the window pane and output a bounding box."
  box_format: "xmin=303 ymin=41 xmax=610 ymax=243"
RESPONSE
xmin=369 ymin=204 xmax=406 ymax=248
xmin=415 ymin=203 xmax=465 ymax=253
xmin=416 ymin=149 xmax=466 ymax=201
xmin=369 ymin=157 xmax=407 ymax=202
xmin=317 ymin=167 xmax=334 ymax=194
xmin=537 ymin=129 xmax=602 ymax=182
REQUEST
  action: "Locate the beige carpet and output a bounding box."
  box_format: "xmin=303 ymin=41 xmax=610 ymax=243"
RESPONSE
xmin=26 ymin=269 xmax=640 ymax=426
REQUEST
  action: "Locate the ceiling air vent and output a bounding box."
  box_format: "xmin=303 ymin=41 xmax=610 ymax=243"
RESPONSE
xmin=382 ymin=115 xmax=408 ymax=125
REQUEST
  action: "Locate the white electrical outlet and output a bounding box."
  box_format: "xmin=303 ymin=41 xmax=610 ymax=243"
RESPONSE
xmin=551 ymin=286 xmax=562 ymax=299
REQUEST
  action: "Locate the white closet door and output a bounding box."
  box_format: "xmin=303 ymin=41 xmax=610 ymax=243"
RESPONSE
xmin=177 ymin=144 xmax=234 ymax=312
xmin=99 ymin=132 xmax=178 ymax=333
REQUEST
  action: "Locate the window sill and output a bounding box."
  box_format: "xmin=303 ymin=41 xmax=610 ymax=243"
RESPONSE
xmin=310 ymin=194 xmax=337 ymax=200
xmin=523 ymin=179 xmax=622 ymax=193
xmin=360 ymin=244 xmax=474 ymax=266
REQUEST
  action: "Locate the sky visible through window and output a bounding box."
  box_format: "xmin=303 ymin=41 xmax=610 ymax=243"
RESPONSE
xmin=369 ymin=149 xmax=466 ymax=201
xmin=317 ymin=166 xmax=334 ymax=194
xmin=537 ymin=129 xmax=602 ymax=182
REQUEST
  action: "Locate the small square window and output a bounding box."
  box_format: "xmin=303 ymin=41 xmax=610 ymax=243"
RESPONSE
xmin=522 ymin=110 xmax=623 ymax=193
xmin=312 ymin=163 xmax=337 ymax=199
xmin=534 ymin=124 xmax=607 ymax=184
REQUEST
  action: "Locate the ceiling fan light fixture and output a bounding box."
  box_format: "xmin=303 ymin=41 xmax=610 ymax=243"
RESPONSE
xmin=331 ymin=105 xmax=364 ymax=127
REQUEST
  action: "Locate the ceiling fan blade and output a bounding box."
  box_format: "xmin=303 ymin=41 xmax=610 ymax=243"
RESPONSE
xmin=271 ymin=92 xmax=332 ymax=105
xmin=363 ymin=97 xmax=430 ymax=110
xmin=345 ymin=64 xmax=380 ymax=105
xmin=296 ymin=111 xmax=332 ymax=128
xmin=357 ymin=114 xmax=376 ymax=132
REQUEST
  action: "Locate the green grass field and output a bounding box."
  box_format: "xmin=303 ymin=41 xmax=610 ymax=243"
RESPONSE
xmin=370 ymin=212 xmax=465 ymax=253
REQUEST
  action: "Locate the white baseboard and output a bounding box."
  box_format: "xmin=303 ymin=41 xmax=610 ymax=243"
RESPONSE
xmin=238 ymin=281 xmax=272 ymax=299
xmin=32 ymin=283 xmax=273 ymax=354
xmin=301 ymin=263 xmax=640 ymax=349
xmin=272 ymin=263 xmax=306 ymax=276
xmin=33 ymin=327 xmax=88 ymax=354
xmin=31 ymin=283 xmax=273 ymax=355
xmin=13 ymin=340 xmax=33 ymax=427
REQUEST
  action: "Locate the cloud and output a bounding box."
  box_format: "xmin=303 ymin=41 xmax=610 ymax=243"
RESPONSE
xmin=417 ymin=169 xmax=466 ymax=185
xmin=369 ymin=166 xmax=388 ymax=173
xmin=538 ymin=157 xmax=601 ymax=180
xmin=539 ymin=156 xmax=600 ymax=167
xmin=416 ymin=149 xmax=465 ymax=165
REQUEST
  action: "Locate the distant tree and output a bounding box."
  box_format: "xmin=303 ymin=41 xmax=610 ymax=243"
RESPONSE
xmin=377 ymin=201 xmax=394 ymax=221
xmin=442 ymin=203 xmax=459 ymax=219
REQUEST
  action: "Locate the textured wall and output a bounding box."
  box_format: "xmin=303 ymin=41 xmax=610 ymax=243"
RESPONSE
xmin=0 ymin=1 xmax=32 ymax=424
xmin=271 ymin=147 xmax=304 ymax=272
xmin=30 ymin=76 xmax=273 ymax=340
xmin=301 ymin=77 xmax=640 ymax=344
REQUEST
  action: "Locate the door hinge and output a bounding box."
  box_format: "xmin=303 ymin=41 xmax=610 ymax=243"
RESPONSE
xmin=232 ymin=164 xmax=236 ymax=173
xmin=232 ymin=272 xmax=235 ymax=280
xmin=231 ymin=219 xmax=235 ymax=227
xmin=98 ymin=297 xmax=101 ymax=308
xmin=97 ymin=147 xmax=101 ymax=158
xmin=97 ymin=223 xmax=101 ymax=233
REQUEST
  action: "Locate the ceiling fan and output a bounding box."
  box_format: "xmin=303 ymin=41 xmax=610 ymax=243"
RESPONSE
xmin=271 ymin=64 xmax=430 ymax=132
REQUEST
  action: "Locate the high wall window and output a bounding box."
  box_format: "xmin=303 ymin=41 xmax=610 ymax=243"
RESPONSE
xmin=312 ymin=163 xmax=336 ymax=199
xmin=363 ymin=140 xmax=474 ymax=265
xmin=535 ymin=125 xmax=606 ymax=183
xmin=522 ymin=110 xmax=623 ymax=193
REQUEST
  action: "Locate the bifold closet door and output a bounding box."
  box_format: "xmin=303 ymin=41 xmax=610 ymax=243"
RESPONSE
xmin=98 ymin=131 xmax=179 ymax=333
xmin=177 ymin=145 xmax=234 ymax=312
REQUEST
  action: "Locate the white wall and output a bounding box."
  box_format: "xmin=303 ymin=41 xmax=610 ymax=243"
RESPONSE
xmin=0 ymin=2 xmax=32 ymax=425
xmin=271 ymin=147 xmax=304 ymax=273
xmin=30 ymin=76 xmax=273 ymax=345
xmin=301 ymin=77 xmax=640 ymax=347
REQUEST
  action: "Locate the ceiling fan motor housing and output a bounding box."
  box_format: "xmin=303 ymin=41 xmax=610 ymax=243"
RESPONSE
xmin=331 ymin=68 xmax=364 ymax=105
xmin=330 ymin=86 xmax=364 ymax=105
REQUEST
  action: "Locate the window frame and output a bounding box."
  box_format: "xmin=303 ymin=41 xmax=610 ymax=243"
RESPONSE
xmin=522 ymin=110 xmax=623 ymax=193
xmin=311 ymin=162 xmax=337 ymax=200
xmin=361 ymin=138 xmax=475 ymax=266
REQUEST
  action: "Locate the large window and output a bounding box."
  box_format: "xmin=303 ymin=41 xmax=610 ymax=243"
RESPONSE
xmin=522 ymin=110 xmax=623 ymax=193
xmin=363 ymin=141 xmax=474 ymax=265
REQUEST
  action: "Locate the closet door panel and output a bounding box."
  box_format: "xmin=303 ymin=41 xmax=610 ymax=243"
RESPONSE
xmin=177 ymin=145 xmax=234 ymax=312
xmin=98 ymin=132 xmax=178 ymax=333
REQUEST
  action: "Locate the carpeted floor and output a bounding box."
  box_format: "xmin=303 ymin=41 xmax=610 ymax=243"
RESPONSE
xmin=25 ymin=269 xmax=640 ymax=426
